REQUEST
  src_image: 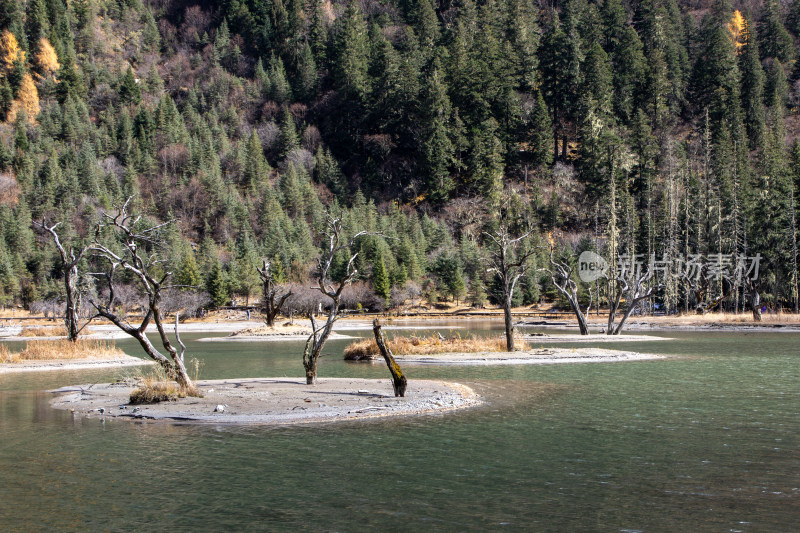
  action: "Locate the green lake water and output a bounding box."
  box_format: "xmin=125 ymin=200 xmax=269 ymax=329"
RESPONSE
xmin=0 ymin=322 xmax=798 ymax=531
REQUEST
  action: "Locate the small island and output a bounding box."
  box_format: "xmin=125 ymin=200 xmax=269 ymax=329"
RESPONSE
xmin=50 ymin=377 xmax=480 ymax=424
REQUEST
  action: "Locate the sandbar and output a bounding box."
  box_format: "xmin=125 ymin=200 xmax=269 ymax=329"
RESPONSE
xmin=49 ymin=377 xmax=480 ymax=424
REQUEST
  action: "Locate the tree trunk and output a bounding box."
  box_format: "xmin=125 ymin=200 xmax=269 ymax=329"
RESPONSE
xmin=303 ymin=313 xmax=337 ymax=385
xmin=503 ymin=295 xmax=515 ymax=351
xmin=751 ymin=288 xmax=762 ymax=322
xmin=570 ymin=302 xmax=590 ymax=335
xmin=64 ymin=265 xmax=80 ymax=342
xmin=372 ymin=319 xmax=407 ymax=397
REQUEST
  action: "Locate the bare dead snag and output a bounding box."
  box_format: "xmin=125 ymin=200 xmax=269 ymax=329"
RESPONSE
xmin=88 ymin=198 xmax=194 ymax=392
xmin=256 ymin=259 xmax=293 ymax=327
xmin=747 ymin=278 xmax=762 ymax=322
xmin=606 ymin=270 xmax=658 ymax=335
xmin=33 ymin=221 xmax=94 ymax=341
xmin=485 ymin=226 xmax=536 ymax=351
xmin=372 ymin=319 xmax=407 ymax=397
xmin=303 ymin=214 xmax=377 ymax=384
xmin=541 ymin=247 xmax=590 ymax=335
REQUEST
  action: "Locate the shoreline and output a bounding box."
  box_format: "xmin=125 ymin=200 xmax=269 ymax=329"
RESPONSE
xmin=384 ymin=347 xmax=664 ymax=366
xmin=0 ymin=354 xmax=151 ymax=374
xmin=49 ymin=377 xmax=481 ymax=424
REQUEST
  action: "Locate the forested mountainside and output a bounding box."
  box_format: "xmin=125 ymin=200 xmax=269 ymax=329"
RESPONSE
xmin=0 ymin=0 xmax=798 ymax=313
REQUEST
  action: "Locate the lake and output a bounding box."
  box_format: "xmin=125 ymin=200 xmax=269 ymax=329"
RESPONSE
xmin=0 ymin=321 xmax=797 ymax=531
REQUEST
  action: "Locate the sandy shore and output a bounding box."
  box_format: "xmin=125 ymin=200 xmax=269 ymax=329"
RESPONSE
xmin=385 ymin=347 xmax=664 ymax=366
xmin=522 ymin=333 xmax=672 ymax=343
xmin=50 ymin=377 xmax=480 ymax=424
xmin=0 ymin=354 xmax=151 ymax=374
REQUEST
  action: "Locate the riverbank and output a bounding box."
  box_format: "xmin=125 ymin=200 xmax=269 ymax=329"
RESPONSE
xmin=385 ymin=347 xmax=664 ymax=366
xmin=0 ymin=354 xmax=151 ymax=374
xmin=50 ymin=377 xmax=480 ymax=424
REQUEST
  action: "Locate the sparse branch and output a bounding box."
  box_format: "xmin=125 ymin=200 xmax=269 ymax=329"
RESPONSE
xmin=87 ymin=198 xmax=195 ymax=392
xmin=485 ymin=225 xmax=537 ymax=350
xmin=302 ymin=215 xmax=380 ymax=384
xmin=257 ymin=259 xmax=294 ymax=327
xmin=33 ymin=220 xmax=94 ymax=341
xmin=540 ymin=246 xmax=590 ymax=335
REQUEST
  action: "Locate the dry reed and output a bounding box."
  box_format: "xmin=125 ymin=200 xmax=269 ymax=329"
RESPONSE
xmin=19 ymin=325 xmax=69 ymax=337
xmin=8 ymin=339 xmax=123 ymax=361
xmin=127 ymin=359 xmax=203 ymax=403
xmin=344 ymin=334 xmax=529 ymax=360
xmin=0 ymin=343 xmax=17 ymax=363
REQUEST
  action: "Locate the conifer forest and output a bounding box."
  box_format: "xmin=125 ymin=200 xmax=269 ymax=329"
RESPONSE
xmin=0 ymin=0 xmax=798 ymax=317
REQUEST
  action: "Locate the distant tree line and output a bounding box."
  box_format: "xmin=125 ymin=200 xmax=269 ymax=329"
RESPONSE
xmin=0 ymin=0 xmax=798 ymax=316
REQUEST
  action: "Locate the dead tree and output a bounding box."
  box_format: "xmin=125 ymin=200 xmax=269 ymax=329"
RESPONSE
xmin=541 ymin=247 xmax=591 ymax=335
xmin=256 ymin=259 xmax=293 ymax=327
xmin=606 ymin=270 xmax=658 ymax=335
xmin=372 ymin=319 xmax=408 ymax=397
xmin=33 ymin=221 xmax=93 ymax=342
xmin=89 ymin=199 xmax=195 ymax=392
xmin=746 ymin=278 xmax=762 ymax=322
xmin=485 ymin=226 xmax=536 ymax=351
xmin=302 ymin=215 xmax=370 ymax=384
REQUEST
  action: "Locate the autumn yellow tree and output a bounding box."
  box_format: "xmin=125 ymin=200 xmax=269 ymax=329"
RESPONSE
xmin=728 ymin=10 xmax=747 ymax=53
xmin=0 ymin=30 xmax=24 ymax=75
xmin=33 ymin=38 xmax=60 ymax=79
xmin=7 ymin=73 xmax=40 ymax=123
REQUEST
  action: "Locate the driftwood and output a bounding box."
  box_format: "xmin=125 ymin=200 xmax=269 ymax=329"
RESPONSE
xmin=372 ymin=319 xmax=407 ymax=397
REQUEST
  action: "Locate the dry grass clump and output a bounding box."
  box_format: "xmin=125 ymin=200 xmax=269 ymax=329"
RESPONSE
xmin=128 ymin=360 xmax=203 ymax=404
xmin=19 ymin=325 xmax=68 ymax=337
xmin=633 ymin=311 xmax=800 ymax=325
xmin=0 ymin=339 xmax=123 ymax=362
xmin=344 ymin=334 xmax=530 ymax=360
xmin=17 ymin=339 xmax=122 ymax=360
xmin=0 ymin=343 xmax=17 ymax=363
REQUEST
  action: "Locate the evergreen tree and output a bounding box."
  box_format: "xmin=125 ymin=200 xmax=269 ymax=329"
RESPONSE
xmin=334 ymin=0 xmax=370 ymax=102
xmin=372 ymin=249 xmax=391 ymax=303
xmin=758 ymin=0 xmax=794 ymax=62
xmin=740 ymin=19 xmax=766 ymax=151
xmin=420 ymin=62 xmax=455 ymax=203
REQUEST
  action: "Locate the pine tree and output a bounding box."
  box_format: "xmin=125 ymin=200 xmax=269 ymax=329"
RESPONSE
xmin=527 ymin=89 xmax=553 ymax=169
xmin=420 ymin=61 xmax=455 ymax=203
xmin=119 ymin=66 xmax=141 ymax=105
xmin=372 ymin=250 xmax=391 ymax=303
xmin=242 ymin=130 xmax=270 ymax=188
xmin=206 ymin=259 xmax=229 ymax=307
xmin=25 ymin=0 xmax=49 ymax=52
xmin=296 ymin=41 xmax=318 ymax=101
xmin=334 ymin=0 xmax=370 ymax=102
xmin=611 ymin=26 xmax=646 ymax=125
xmin=758 ymin=0 xmax=794 ymax=62
xmin=740 ymin=18 xmax=766 ymax=151
xmin=177 ymin=249 xmax=202 ymax=288
xmin=539 ymin=11 xmax=583 ymax=161
xmin=278 ymin=106 xmax=299 ymax=158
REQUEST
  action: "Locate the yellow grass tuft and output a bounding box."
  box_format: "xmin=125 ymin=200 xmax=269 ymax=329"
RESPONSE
xmin=344 ymin=334 xmax=529 ymax=360
xmin=622 ymin=311 xmax=800 ymax=326
xmin=19 ymin=325 xmax=69 ymax=337
xmin=7 ymin=339 xmax=123 ymax=361
xmin=0 ymin=343 xmax=17 ymax=363
xmin=127 ymin=360 xmax=203 ymax=404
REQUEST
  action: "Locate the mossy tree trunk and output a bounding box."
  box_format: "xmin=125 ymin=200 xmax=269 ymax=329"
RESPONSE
xmin=372 ymin=319 xmax=407 ymax=397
